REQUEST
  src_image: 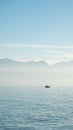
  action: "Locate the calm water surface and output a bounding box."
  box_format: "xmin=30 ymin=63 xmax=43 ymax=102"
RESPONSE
xmin=0 ymin=86 xmax=73 ymax=130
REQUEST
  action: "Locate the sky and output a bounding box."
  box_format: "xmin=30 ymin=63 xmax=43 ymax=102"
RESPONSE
xmin=0 ymin=0 xmax=73 ymax=64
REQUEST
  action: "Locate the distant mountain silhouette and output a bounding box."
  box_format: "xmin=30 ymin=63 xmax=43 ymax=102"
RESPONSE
xmin=0 ymin=58 xmax=49 ymax=70
xmin=0 ymin=58 xmax=73 ymax=68
xmin=0 ymin=58 xmax=73 ymax=86
xmin=0 ymin=58 xmax=18 ymax=64
xmin=52 ymin=61 xmax=73 ymax=70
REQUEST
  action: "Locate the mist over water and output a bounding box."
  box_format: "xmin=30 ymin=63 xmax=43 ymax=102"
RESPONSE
xmin=0 ymin=86 xmax=73 ymax=130
xmin=0 ymin=69 xmax=73 ymax=87
xmin=0 ymin=58 xmax=73 ymax=87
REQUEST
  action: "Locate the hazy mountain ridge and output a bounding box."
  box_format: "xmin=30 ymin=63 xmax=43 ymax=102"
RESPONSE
xmin=0 ymin=58 xmax=73 ymax=72
xmin=0 ymin=58 xmax=73 ymax=86
xmin=52 ymin=60 xmax=73 ymax=71
xmin=0 ymin=58 xmax=48 ymax=64
xmin=0 ymin=58 xmax=73 ymax=66
xmin=0 ymin=58 xmax=49 ymax=71
xmin=53 ymin=61 xmax=73 ymax=66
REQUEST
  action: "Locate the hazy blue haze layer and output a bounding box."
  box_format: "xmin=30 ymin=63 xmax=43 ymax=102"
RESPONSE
xmin=0 ymin=86 xmax=73 ymax=130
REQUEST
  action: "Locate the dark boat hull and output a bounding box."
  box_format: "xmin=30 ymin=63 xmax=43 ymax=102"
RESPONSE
xmin=45 ymin=85 xmax=50 ymax=88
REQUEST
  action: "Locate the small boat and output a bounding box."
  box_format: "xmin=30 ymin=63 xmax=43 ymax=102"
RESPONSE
xmin=45 ymin=85 xmax=50 ymax=88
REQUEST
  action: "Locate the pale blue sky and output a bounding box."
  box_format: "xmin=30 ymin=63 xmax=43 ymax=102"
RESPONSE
xmin=0 ymin=0 xmax=73 ymax=64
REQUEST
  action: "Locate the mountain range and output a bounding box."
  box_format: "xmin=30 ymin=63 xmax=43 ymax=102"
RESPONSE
xmin=0 ymin=58 xmax=49 ymax=71
xmin=0 ymin=58 xmax=73 ymax=65
xmin=0 ymin=58 xmax=73 ymax=86
xmin=0 ymin=58 xmax=73 ymax=68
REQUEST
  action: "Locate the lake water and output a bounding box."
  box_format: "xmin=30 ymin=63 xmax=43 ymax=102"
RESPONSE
xmin=0 ymin=86 xmax=73 ymax=130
